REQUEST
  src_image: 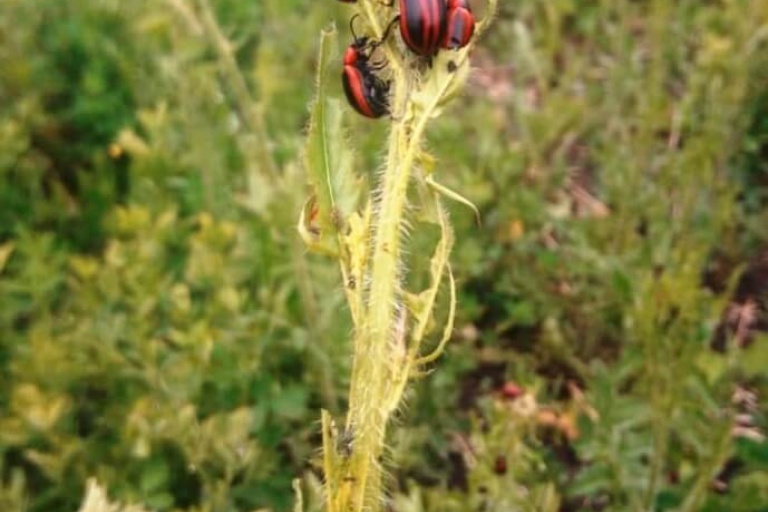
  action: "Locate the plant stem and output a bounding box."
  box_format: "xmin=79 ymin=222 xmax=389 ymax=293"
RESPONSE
xmin=321 ymin=2 xmax=497 ymax=508
xmin=679 ymin=420 xmax=732 ymax=512
xmin=345 ymin=104 xmax=412 ymax=512
xmin=343 ymin=61 xmax=466 ymax=511
xmin=195 ymin=0 xmax=278 ymax=179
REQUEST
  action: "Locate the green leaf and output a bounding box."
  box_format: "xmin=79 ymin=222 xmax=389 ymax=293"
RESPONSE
xmin=271 ymin=385 xmax=310 ymax=421
xmin=740 ymin=334 xmax=768 ymax=378
xmin=736 ymin=438 xmax=768 ymax=468
xmin=145 ymin=491 xmax=174 ymax=509
xmin=140 ymin=459 xmax=169 ymax=493
xmin=0 ymin=242 xmax=14 ymax=273
xmin=569 ymin=463 xmax=612 ymax=497
xmin=303 ymin=24 xmax=361 ymax=245
xmin=507 ymin=300 xmax=537 ymax=326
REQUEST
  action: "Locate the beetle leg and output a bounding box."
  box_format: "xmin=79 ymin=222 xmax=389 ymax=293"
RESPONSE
xmin=369 ymin=59 xmax=388 ymax=70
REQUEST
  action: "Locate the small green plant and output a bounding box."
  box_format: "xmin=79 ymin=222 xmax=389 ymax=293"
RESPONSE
xmin=77 ymin=480 xmax=150 ymax=512
xmin=299 ymin=1 xmax=496 ymax=510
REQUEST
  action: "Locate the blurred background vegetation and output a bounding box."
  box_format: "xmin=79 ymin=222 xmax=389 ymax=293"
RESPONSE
xmin=1 ymin=0 xmax=767 ymax=511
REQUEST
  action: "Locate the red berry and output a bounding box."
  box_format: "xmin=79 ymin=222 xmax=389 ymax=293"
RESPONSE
xmin=493 ymin=455 xmax=508 ymax=475
xmin=500 ymin=382 xmax=523 ymax=400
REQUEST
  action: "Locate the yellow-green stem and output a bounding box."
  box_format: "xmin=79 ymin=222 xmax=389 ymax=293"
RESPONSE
xmin=343 ymin=74 xmax=458 ymax=511
xmin=329 ymin=3 xmax=496 ymax=509
xmin=345 ymin=121 xmax=411 ymax=512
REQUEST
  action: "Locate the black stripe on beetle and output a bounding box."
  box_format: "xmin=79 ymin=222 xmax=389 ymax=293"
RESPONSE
xmin=398 ymin=0 xmax=448 ymax=56
xmin=442 ymin=0 xmax=475 ymax=50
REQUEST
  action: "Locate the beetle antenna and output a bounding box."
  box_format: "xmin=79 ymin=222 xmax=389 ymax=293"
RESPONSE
xmin=380 ymin=15 xmax=400 ymax=44
xmin=349 ymin=14 xmax=362 ymax=42
xmin=370 ymin=15 xmax=399 ymax=50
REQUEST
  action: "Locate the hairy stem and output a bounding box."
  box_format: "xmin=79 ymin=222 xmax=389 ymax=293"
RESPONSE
xmin=315 ymin=2 xmax=497 ymax=509
xmin=343 ymin=54 xmax=468 ymax=511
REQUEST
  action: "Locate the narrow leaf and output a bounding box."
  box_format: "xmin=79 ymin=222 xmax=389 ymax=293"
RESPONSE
xmin=304 ymin=24 xmax=361 ymax=249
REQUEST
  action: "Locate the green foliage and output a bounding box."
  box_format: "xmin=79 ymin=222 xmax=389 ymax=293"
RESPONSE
xmin=410 ymin=0 xmax=768 ymax=510
xmin=0 ymin=0 xmax=135 ymax=250
xmin=0 ymin=0 xmax=766 ymax=511
xmin=1 ymin=1 xmax=348 ymax=510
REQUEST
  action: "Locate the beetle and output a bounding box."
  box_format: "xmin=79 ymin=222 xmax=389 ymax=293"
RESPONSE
xmin=341 ymin=16 xmax=397 ymax=118
xmin=442 ymin=0 xmax=475 ymax=50
xmin=342 ymin=40 xmax=390 ymax=118
xmin=398 ymin=0 xmax=448 ymax=56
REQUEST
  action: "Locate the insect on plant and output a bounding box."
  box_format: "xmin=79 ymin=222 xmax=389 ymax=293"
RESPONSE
xmin=298 ymin=0 xmax=496 ymax=510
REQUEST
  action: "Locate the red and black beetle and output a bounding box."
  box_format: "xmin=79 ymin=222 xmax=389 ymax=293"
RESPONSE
xmin=398 ymin=0 xmax=448 ymax=56
xmin=341 ymin=17 xmax=395 ymax=118
xmin=342 ymin=42 xmax=390 ymax=118
xmin=442 ymin=0 xmax=475 ymax=50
